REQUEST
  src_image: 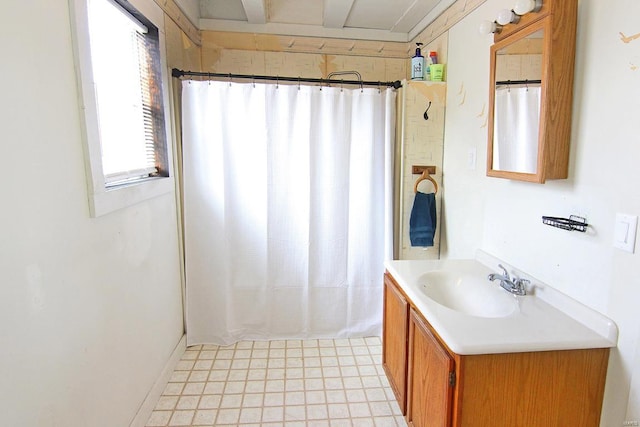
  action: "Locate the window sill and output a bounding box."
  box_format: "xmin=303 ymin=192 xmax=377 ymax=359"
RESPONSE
xmin=89 ymin=176 xmax=174 ymax=217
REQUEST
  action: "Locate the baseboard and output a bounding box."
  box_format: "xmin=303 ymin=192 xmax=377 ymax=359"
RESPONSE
xmin=129 ymin=334 xmax=187 ymax=427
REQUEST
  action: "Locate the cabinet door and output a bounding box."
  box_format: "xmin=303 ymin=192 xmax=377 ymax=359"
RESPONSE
xmin=407 ymin=309 xmax=455 ymax=427
xmin=382 ymin=274 xmax=410 ymax=413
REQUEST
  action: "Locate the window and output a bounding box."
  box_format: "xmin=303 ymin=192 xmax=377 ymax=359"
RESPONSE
xmin=69 ymin=0 xmax=173 ymax=216
xmin=88 ymin=0 xmax=168 ymax=186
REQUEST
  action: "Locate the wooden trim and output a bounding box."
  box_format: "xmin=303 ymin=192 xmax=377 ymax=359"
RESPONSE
xmin=201 ymin=31 xmax=408 ymax=59
xmin=153 ymin=0 xmax=201 ymax=45
xmin=410 ymin=0 xmax=487 ymax=47
xmin=200 ymin=18 xmax=409 ymax=43
xmin=542 ymin=0 xmax=577 ymax=179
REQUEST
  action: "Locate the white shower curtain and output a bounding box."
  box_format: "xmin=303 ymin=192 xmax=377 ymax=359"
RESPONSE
xmin=181 ymin=80 xmax=396 ymax=345
xmin=493 ymin=85 xmax=541 ymax=174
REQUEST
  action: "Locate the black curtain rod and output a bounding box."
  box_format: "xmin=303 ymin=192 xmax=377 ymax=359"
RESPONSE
xmin=171 ymin=68 xmax=403 ymax=89
xmin=495 ymin=79 xmax=542 ymax=86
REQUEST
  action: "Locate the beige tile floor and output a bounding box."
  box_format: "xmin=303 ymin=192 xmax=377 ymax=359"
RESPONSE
xmin=145 ymin=337 xmax=406 ymax=426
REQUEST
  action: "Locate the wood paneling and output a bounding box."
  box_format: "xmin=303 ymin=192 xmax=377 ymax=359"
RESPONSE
xmin=200 ymin=35 xmax=407 ymax=81
xmin=165 ymin=16 xmax=202 ymax=71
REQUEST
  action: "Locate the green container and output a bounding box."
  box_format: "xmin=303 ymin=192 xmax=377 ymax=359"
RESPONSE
xmin=430 ymin=64 xmax=445 ymax=82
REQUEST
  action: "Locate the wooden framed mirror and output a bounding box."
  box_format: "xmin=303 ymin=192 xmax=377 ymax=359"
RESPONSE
xmin=486 ymin=0 xmax=578 ymax=183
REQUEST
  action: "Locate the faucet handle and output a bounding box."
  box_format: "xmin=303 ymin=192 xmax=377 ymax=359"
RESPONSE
xmin=512 ymin=277 xmax=530 ymax=295
xmin=497 ymin=264 xmax=510 ymax=279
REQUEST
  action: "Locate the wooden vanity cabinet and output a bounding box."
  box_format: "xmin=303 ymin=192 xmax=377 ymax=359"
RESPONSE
xmin=382 ymin=272 xmax=611 ymax=427
xmin=407 ymin=308 xmax=454 ymax=427
xmin=382 ymin=274 xmax=410 ymax=413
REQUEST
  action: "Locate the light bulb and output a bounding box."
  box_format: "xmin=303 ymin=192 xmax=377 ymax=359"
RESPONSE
xmin=496 ymin=9 xmax=518 ymax=25
xmin=514 ymin=0 xmax=542 ymax=15
xmin=479 ymin=20 xmax=501 ymax=35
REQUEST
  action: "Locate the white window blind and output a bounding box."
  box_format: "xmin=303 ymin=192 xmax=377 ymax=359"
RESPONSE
xmin=87 ymin=0 xmax=159 ymax=186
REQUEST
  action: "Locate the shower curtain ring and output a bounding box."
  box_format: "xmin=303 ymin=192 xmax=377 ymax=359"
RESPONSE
xmin=228 ymin=73 xmax=232 ymax=87
xmin=252 ymin=75 xmax=255 ymax=88
xmin=340 ymin=80 xmax=343 ymax=92
xmin=276 ymin=76 xmax=279 ymax=89
xmin=298 ymin=77 xmax=301 ymax=90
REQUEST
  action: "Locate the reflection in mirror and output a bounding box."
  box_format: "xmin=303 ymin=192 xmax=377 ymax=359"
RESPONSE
xmin=492 ymin=30 xmax=543 ymax=174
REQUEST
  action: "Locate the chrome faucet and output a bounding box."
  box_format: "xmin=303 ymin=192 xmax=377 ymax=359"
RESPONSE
xmin=488 ymin=264 xmax=528 ymax=296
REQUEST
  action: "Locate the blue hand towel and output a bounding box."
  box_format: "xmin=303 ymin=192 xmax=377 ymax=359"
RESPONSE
xmin=410 ymin=191 xmax=437 ymax=247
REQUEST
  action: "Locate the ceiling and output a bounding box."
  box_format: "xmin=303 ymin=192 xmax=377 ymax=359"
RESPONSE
xmin=197 ymin=0 xmax=458 ymax=42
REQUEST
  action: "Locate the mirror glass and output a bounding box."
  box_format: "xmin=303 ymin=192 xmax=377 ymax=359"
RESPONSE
xmin=492 ymin=29 xmax=544 ymax=174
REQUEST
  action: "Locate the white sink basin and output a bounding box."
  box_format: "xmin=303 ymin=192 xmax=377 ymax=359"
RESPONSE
xmin=417 ymin=270 xmax=518 ymax=318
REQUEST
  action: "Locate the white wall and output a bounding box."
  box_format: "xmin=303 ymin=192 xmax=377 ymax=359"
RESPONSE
xmin=442 ymin=0 xmax=640 ymax=424
xmin=0 ymin=1 xmax=184 ymax=426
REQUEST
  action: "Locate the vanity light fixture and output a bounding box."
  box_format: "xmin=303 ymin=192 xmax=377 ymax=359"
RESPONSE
xmin=513 ymin=0 xmax=543 ymax=15
xmin=480 ymin=0 xmax=543 ymax=35
xmin=479 ymin=20 xmax=502 ymax=35
xmin=496 ymin=9 xmax=520 ymax=26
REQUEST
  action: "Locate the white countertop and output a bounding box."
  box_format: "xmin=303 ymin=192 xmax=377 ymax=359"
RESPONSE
xmin=384 ymin=254 xmax=618 ymax=355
